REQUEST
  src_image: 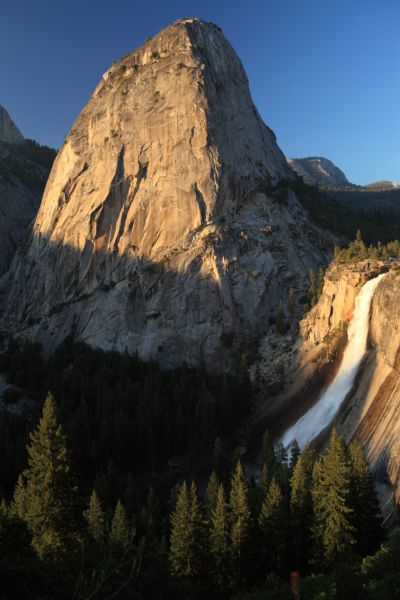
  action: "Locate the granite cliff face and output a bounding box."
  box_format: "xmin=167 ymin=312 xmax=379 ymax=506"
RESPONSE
xmin=0 ymin=19 xmax=334 ymax=367
xmin=288 ymin=156 xmax=349 ymax=187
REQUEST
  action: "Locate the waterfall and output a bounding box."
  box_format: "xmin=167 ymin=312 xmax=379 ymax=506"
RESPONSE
xmin=282 ymin=273 xmax=386 ymax=449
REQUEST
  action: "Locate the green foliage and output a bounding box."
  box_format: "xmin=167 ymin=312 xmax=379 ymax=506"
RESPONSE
xmin=290 ymin=444 xmax=316 ymax=572
xmin=259 ymin=478 xmax=287 ymax=573
xmin=0 ymin=339 xmax=252 ymax=503
xmin=348 ymin=440 xmax=383 ymax=556
xmin=361 ymin=533 xmax=400 ymax=598
xmin=205 ymin=471 xmax=220 ymax=517
xmin=312 ymin=429 xmax=355 ymax=568
xmin=0 ymin=344 xmax=392 ymax=599
xmin=23 ymin=393 xmax=78 ymax=560
xmin=169 ymin=481 xmax=205 ymax=579
xmin=110 ymin=499 xmax=130 ymax=549
xmin=333 ymin=229 xmax=399 ymax=265
xmin=0 ymin=139 xmax=56 ymax=192
xmin=84 ymin=489 xmax=105 ymax=544
xmin=230 ymin=461 xmax=252 ymax=581
xmin=210 ymin=483 xmax=231 ymax=588
xmin=309 ymin=267 xmax=325 ymax=307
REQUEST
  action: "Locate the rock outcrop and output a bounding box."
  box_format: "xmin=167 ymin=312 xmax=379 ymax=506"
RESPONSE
xmin=0 ymin=19 xmax=335 ymax=367
xmin=0 ymin=105 xmax=24 ymax=144
xmin=288 ymin=156 xmax=349 ymax=187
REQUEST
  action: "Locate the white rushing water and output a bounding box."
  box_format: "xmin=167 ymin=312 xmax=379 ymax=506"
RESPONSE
xmin=282 ymin=273 xmax=387 ymax=449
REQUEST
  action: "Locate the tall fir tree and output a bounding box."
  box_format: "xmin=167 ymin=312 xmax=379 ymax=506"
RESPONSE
xmin=10 ymin=474 xmax=28 ymax=521
xmin=84 ymin=489 xmax=105 ymax=545
xmin=348 ymin=439 xmax=383 ymax=556
xmin=110 ymin=499 xmax=130 ymax=549
xmin=290 ymin=444 xmax=316 ymax=573
xmin=205 ymin=471 xmax=220 ymax=518
xmin=259 ymin=463 xmax=270 ymax=505
xmin=23 ymin=392 xmax=78 ymax=559
xmin=169 ymin=481 xmax=205 ymax=579
xmin=309 ymin=269 xmax=317 ymax=306
xmin=210 ymin=483 xmax=231 ymax=588
xmin=289 ymin=440 xmax=301 ymax=474
xmin=261 ymin=430 xmax=276 ymax=474
xmin=274 ymin=441 xmax=289 ymax=490
xmin=258 ymin=478 xmax=287 ymax=574
xmin=312 ymin=429 xmax=355 ymax=569
xmin=229 ymin=461 xmax=252 ymax=582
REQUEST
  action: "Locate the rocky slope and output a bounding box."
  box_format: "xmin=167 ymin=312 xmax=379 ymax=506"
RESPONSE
xmin=288 ymin=156 xmax=349 ymax=187
xmin=0 ymin=105 xmax=24 ymax=144
xmin=0 ymin=18 xmax=335 ymax=367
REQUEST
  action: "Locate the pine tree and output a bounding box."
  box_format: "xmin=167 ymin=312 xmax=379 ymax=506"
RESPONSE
xmin=169 ymin=481 xmax=204 ymax=579
xmin=229 ymin=461 xmax=251 ymax=580
xmin=212 ymin=436 xmax=227 ymax=477
xmin=84 ymin=490 xmax=105 ymax=544
xmin=259 ymin=463 xmax=270 ymax=501
xmin=205 ymin=471 xmax=220 ymax=517
xmin=210 ymin=484 xmax=231 ymax=588
xmin=276 ymin=300 xmax=287 ymax=334
xmin=188 ymin=481 xmax=206 ymax=577
xmin=312 ymin=429 xmax=355 ymax=568
xmin=290 ymin=445 xmax=316 ymax=572
xmin=261 ymin=429 xmax=276 ymax=474
xmin=258 ymin=478 xmax=287 ymax=574
xmin=317 ymin=268 xmax=325 ymax=300
xmin=274 ymin=441 xmax=289 ymax=490
xmin=289 ymin=441 xmax=301 ymax=473
xmin=23 ymin=392 xmax=78 ymax=559
xmin=348 ymin=440 xmax=383 ymax=556
xmin=10 ymin=474 xmax=27 ymax=521
xmin=110 ymin=499 xmax=130 ymax=549
xmin=144 ymin=485 xmax=159 ymax=535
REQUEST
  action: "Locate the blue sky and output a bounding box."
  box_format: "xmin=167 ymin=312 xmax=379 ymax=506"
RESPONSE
xmin=1 ymin=0 xmax=399 ymax=184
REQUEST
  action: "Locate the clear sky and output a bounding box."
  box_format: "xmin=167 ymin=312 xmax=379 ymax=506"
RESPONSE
xmin=1 ymin=0 xmax=399 ymax=184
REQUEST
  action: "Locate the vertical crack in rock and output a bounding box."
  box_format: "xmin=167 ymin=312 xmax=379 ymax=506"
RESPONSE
xmin=193 ymin=182 xmax=206 ymax=226
xmin=113 ymin=146 xmax=149 ymax=253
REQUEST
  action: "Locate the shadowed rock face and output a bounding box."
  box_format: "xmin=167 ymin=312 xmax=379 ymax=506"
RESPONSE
xmin=0 ymin=104 xmax=53 ymax=276
xmin=0 ymin=105 xmax=24 ymax=144
xmin=0 ymin=18 xmax=334 ymax=367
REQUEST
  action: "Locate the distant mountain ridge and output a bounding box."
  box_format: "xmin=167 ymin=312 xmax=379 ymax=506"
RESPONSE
xmin=0 ymin=105 xmax=56 ymax=275
xmin=288 ymin=155 xmax=399 ymax=191
xmin=365 ymin=180 xmax=400 ymax=190
xmin=0 ymin=105 xmax=24 ymax=144
xmin=287 ymin=156 xmax=349 ymax=187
